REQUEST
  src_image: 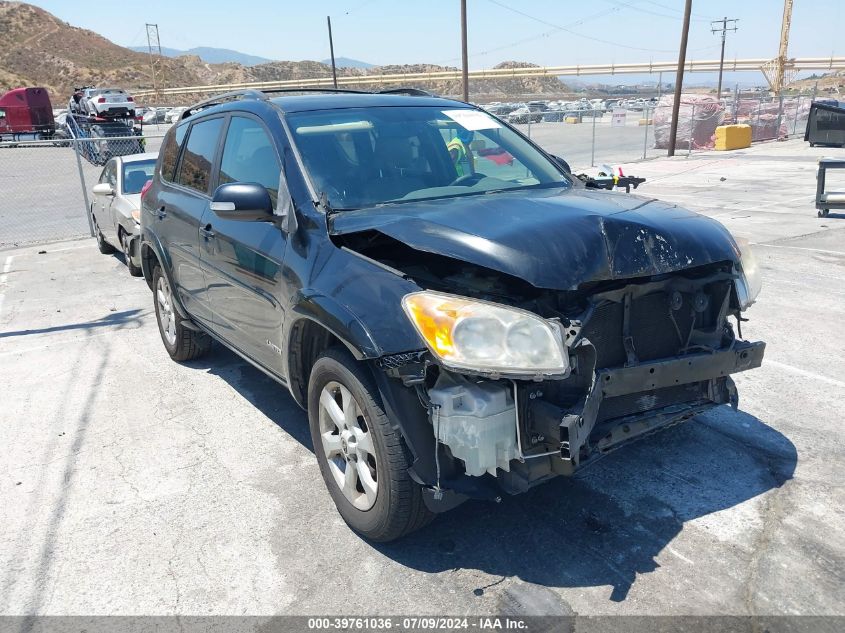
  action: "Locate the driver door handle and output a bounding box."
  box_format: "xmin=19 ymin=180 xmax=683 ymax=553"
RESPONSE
xmin=200 ymin=224 xmax=215 ymax=239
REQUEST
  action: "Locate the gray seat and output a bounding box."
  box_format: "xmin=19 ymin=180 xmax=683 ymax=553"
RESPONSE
xmin=124 ymin=169 xmax=150 ymax=194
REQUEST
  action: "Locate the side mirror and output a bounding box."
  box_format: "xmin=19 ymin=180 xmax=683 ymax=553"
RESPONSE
xmin=210 ymin=183 xmax=273 ymax=221
xmin=92 ymin=183 xmax=114 ymax=196
xmin=550 ymin=155 xmax=572 ymax=174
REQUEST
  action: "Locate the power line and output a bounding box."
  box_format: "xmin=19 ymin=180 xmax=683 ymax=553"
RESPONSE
xmin=603 ymin=0 xmax=711 ymax=22
xmin=640 ymin=0 xmax=714 ymax=20
xmin=434 ymin=3 xmax=622 ymax=64
xmin=484 ymin=0 xmax=714 ymax=54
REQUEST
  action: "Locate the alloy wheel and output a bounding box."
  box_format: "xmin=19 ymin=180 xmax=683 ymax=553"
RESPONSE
xmin=156 ymin=275 xmax=177 ymax=347
xmin=318 ymin=381 xmax=378 ymax=511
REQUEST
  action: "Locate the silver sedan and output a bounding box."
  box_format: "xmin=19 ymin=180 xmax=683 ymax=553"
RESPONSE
xmin=90 ymin=153 xmax=157 ymax=276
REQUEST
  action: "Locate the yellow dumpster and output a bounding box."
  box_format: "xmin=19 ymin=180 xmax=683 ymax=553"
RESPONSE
xmin=715 ymin=124 xmax=752 ymax=151
xmin=564 ymin=116 xmax=581 ymax=124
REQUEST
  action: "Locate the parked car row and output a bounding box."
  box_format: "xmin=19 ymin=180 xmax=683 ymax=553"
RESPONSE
xmin=480 ymin=97 xmax=662 ymax=124
xmin=89 ymin=88 xmax=765 ymax=543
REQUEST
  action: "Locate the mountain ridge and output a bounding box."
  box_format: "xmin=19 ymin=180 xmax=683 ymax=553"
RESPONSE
xmin=127 ymin=45 xmax=273 ymax=67
xmin=0 ymin=1 xmax=570 ymax=103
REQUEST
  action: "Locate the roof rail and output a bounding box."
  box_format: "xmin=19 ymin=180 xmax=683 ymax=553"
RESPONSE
xmin=182 ymin=89 xmax=267 ymax=120
xmin=262 ymin=87 xmax=369 ymax=96
xmin=378 ymin=87 xmax=437 ymax=97
xmin=180 ymin=86 xmax=442 ymax=121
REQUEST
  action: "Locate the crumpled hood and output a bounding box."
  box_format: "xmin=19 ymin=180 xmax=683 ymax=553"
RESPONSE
xmin=329 ymin=188 xmax=740 ymax=290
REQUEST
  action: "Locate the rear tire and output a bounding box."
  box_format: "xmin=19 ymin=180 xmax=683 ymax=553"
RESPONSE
xmin=93 ymin=211 xmax=115 ymax=254
xmin=120 ymin=231 xmax=143 ymax=277
xmin=308 ymin=347 xmax=434 ymax=542
xmin=152 ymin=265 xmax=211 ymax=361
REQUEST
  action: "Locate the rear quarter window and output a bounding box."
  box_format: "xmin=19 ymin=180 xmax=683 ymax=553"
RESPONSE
xmin=176 ymin=117 xmax=224 ymax=195
xmin=159 ymin=124 xmax=188 ymax=183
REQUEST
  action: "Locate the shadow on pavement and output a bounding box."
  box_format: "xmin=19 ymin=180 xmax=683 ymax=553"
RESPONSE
xmin=377 ymin=408 xmax=796 ymax=603
xmin=185 ymin=344 xmax=796 ymax=604
xmin=0 ymin=308 xmax=145 ymax=338
xmin=184 ymin=343 xmax=312 ymax=448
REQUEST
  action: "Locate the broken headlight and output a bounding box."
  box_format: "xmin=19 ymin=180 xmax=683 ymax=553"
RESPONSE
xmin=734 ymin=238 xmax=762 ymax=310
xmin=402 ymin=291 xmax=568 ymax=377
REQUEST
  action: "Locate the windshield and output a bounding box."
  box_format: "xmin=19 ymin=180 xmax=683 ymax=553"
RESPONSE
xmin=286 ymin=106 xmax=569 ymax=210
xmin=122 ymin=160 xmax=155 ymax=194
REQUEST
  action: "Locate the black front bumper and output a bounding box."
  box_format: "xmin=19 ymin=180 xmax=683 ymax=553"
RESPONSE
xmin=555 ymin=340 xmax=766 ymax=473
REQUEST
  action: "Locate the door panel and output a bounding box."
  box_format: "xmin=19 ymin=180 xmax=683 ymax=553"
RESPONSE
xmin=201 ymin=114 xmax=287 ymax=373
xmin=155 ymin=117 xmax=225 ymax=329
xmin=203 ymin=220 xmax=286 ymax=371
xmin=157 ymin=187 xmax=213 ymax=328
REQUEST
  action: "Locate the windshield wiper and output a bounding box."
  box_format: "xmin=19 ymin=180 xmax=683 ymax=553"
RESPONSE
xmin=483 ymin=181 xmax=570 ymax=195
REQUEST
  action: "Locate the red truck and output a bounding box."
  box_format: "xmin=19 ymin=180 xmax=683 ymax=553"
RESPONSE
xmin=0 ymin=87 xmax=56 ymax=140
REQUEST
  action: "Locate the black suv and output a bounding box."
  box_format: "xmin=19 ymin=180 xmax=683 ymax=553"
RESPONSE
xmin=140 ymin=89 xmax=765 ymax=542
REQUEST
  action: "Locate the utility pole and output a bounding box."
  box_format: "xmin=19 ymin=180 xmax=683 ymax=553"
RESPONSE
xmin=711 ymin=17 xmax=738 ymax=99
xmin=327 ymin=16 xmax=338 ymax=89
xmin=146 ymin=23 xmax=162 ymax=98
xmin=460 ymin=0 xmax=469 ymax=102
xmin=667 ymin=0 xmax=692 ymax=157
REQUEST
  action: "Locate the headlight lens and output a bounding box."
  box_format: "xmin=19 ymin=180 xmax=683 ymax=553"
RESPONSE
xmin=402 ymin=291 xmax=568 ymax=376
xmin=131 ymin=209 xmax=141 ymax=223
xmin=734 ymin=237 xmax=762 ymax=309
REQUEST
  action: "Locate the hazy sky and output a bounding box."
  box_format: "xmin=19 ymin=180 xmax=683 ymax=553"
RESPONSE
xmin=21 ymin=0 xmax=845 ymax=75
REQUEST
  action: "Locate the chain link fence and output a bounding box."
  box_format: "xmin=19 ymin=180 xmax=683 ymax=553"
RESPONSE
xmin=0 ymin=93 xmax=822 ymax=249
xmin=0 ymin=132 xmax=166 ymax=249
xmin=507 ymin=91 xmax=817 ymax=172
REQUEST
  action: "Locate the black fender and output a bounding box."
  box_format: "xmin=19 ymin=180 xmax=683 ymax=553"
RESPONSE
xmin=139 ymin=231 xmax=189 ymax=319
xmin=289 ymin=289 xmax=382 ymax=360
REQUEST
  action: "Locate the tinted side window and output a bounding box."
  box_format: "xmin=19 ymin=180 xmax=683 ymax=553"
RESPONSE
xmin=176 ymin=118 xmax=224 ymax=195
xmin=160 ymin=124 xmax=187 ymax=183
xmin=219 ymin=116 xmax=281 ymax=205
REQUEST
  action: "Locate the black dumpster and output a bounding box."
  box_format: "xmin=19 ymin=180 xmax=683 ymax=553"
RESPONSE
xmin=805 ymin=101 xmax=845 ymax=147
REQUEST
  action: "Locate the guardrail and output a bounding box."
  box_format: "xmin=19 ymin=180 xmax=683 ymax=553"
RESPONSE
xmin=132 ymin=56 xmax=845 ymax=99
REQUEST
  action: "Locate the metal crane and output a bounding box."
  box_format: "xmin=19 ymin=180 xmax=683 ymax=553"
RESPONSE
xmin=762 ymin=0 xmax=795 ymax=93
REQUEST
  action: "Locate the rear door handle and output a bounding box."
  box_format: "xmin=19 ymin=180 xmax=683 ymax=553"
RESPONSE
xmin=200 ymin=224 xmax=215 ymax=239
xmin=156 ymin=206 xmax=167 ymax=219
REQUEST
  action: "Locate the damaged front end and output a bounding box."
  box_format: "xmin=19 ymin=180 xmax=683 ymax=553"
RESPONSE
xmin=335 ymin=195 xmax=765 ymax=510
xmin=376 ymin=261 xmax=764 ymax=509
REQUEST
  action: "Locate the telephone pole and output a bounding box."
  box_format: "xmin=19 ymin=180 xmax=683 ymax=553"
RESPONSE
xmin=327 ymin=16 xmax=338 ymax=89
xmin=667 ymin=0 xmax=692 ymax=157
xmin=460 ymin=0 xmax=469 ymax=102
xmin=711 ymin=17 xmax=738 ymax=99
xmin=146 ymin=23 xmax=162 ymax=98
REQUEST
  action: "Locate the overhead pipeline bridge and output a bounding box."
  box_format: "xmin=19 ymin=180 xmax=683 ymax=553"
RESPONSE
xmin=132 ymin=56 xmax=845 ymax=99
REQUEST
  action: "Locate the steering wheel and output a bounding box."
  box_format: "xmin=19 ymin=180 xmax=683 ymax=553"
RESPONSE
xmin=448 ymin=173 xmax=485 ymax=187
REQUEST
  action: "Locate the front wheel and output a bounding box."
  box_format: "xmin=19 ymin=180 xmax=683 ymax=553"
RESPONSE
xmin=308 ymin=347 xmax=433 ymax=542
